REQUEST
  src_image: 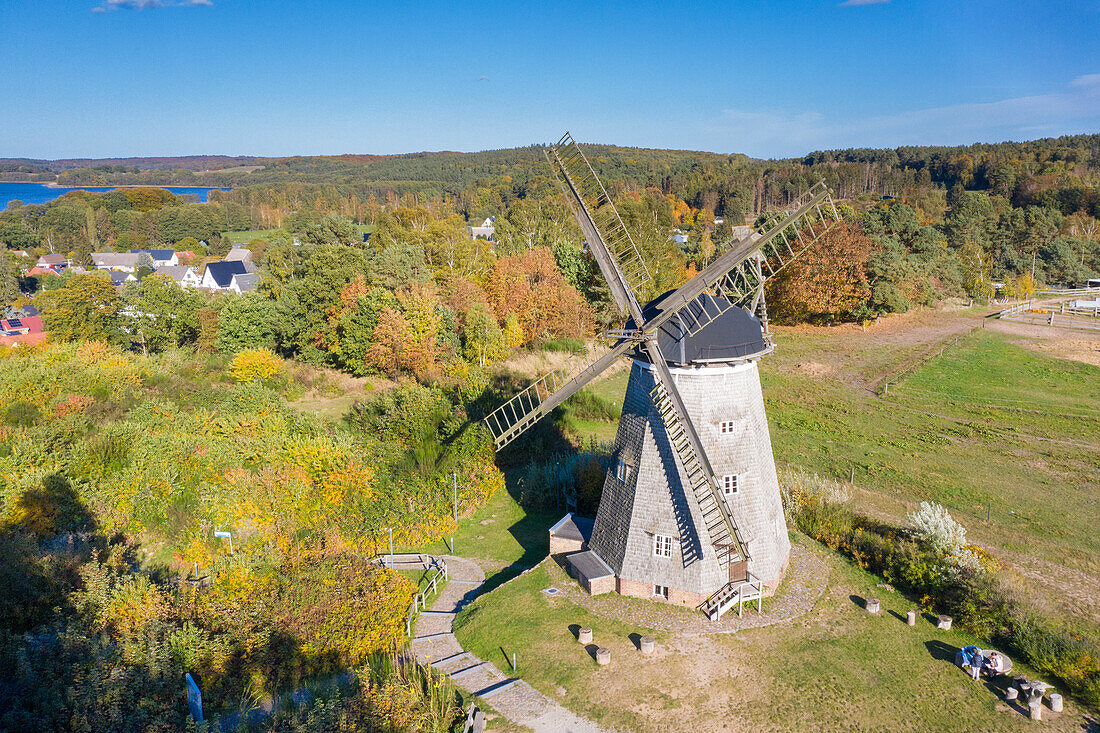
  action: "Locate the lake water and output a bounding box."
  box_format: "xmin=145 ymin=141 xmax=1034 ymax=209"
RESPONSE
xmin=0 ymin=182 xmax=228 ymax=208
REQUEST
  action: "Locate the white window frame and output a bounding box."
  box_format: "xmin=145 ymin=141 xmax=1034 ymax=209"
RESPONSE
xmin=653 ymin=584 xmax=669 ymax=599
xmin=616 ymin=460 xmax=632 ymax=483
xmin=719 ymin=420 xmax=736 ymax=434
xmin=653 ymin=534 xmax=673 ymax=558
xmin=722 ymin=474 xmax=740 ymax=496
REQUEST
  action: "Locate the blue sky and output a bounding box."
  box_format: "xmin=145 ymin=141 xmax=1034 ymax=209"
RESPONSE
xmin=2 ymin=0 xmax=1098 ymax=159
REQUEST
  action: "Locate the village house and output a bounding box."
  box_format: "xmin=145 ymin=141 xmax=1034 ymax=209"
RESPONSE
xmin=36 ymin=254 xmax=68 ymax=271
xmin=200 ymin=260 xmax=250 ymax=291
xmin=468 ymin=216 xmax=496 ymax=240
xmin=135 ymin=249 xmax=179 ymax=267
xmin=92 ymin=253 xmax=141 ymax=272
xmin=154 ymin=265 xmax=202 ymax=289
xmin=109 ymin=271 xmax=138 ymax=289
xmin=229 ymin=271 xmax=260 ymax=294
xmin=0 ymin=315 xmax=47 ymax=348
xmin=224 ymin=247 xmax=253 ymax=263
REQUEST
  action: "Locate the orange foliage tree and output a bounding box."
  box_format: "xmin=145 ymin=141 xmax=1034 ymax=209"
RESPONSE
xmin=483 ymin=247 xmax=593 ymax=343
xmin=765 ymin=221 xmax=872 ymax=323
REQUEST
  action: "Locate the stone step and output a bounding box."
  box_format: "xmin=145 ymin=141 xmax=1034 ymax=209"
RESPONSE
xmin=430 ymin=651 xmax=473 ymax=674
xmin=474 ymin=678 xmax=520 ymax=699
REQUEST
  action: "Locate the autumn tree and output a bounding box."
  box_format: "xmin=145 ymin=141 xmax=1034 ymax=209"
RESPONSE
xmin=123 ymin=273 xmax=205 ymax=352
xmin=483 ymin=247 xmax=593 ymax=344
xmin=38 ymin=274 xmax=122 ymax=342
xmin=766 ymin=221 xmax=872 ymax=324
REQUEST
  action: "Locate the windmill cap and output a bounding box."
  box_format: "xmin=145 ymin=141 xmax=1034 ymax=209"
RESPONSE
xmin=628 ymin=291 xmax=770 ymax=366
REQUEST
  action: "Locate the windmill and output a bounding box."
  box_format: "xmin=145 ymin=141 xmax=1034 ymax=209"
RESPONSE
xmin=484 ymin=133 xmax=841 ymax=620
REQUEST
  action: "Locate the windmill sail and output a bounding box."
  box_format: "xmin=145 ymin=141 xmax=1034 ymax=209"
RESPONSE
xmin=546 ymin=132 xmax=650 ymax=321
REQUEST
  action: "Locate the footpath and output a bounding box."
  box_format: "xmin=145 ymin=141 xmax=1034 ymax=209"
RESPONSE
xmin=404 ymin=554 xmax=610 ymax=733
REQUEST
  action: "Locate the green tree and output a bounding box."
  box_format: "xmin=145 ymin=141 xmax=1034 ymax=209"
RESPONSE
xmin=38 ymin=274 xmax=123 ymax=342
xmin=462 ymin=304 xmax=507 ymax=367
xmin=215 ymin=293 xmax=278 ymax=353
xmin=123 ymin=274 xmax=205 ymax=352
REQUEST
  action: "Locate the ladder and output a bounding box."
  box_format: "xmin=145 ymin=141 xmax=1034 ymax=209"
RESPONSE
xmin=547 ymin=133 xmax=651 ymax=299
xmin=649 ymin=379 xmax=747 ymax=572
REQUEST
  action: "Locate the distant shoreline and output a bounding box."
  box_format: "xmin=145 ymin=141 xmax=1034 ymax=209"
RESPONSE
xmin=0 ymin=180 xmax=228 ymax=190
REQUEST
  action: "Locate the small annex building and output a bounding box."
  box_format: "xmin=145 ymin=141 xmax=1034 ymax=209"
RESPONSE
xmin=549 ymin=513 xmax=615 ymax=595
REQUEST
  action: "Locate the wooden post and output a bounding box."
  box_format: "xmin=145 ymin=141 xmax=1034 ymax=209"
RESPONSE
xmin=640 ymin=636 xmax=655 ymax=654
xmin=578 ymin=627 xmax=592 ymax=644
xmin=906 ymin=610 xmax=916 ymax=626
xmin=596 ymin=647 xmax=611 ymax=665
xmin=1049 ymin=693 xmax=1062 ymax=712
xmin=865 ymin=598 xmax=880 ymax=614
xmin=849 ymin=467 xmax=855 ymax=483
xmin=937 ymin=615 xmax=953 ymax=630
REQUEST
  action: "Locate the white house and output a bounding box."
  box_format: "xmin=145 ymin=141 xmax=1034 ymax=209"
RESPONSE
xmin=91 ymin=253 xmax=140 ymax=272
xmin=468 ymin=216 xmax=496 ymax=240
xmin=135 ymin=249 xmax=179 ymax=267
xmin=154 ymin=265 xmax=202 ymax=289
xmin=229 ymin=271 xmax=260 ymax=294
xmin=201 ymin=260 xmax=250 ymax=291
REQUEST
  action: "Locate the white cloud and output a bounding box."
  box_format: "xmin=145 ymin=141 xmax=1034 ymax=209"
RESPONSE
xmin=92 ymin=0 xmax=212 ymax=11
xmin=704 ymin=74 xmax=1100 ymax=157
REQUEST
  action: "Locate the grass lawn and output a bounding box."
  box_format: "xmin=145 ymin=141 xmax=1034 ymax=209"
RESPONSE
xmin=406 ymin=482 xmax=561 ymax=593
xmin=454 ymin=534 xmax=1092 ymax=732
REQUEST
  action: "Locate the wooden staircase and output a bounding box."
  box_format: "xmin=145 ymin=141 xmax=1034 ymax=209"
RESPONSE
xmin=702 ymin=574 xmax=764 ymax=621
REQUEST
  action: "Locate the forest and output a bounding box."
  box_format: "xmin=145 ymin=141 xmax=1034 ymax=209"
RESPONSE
xmin=1 ymin=133 xmax=1099 ymax=730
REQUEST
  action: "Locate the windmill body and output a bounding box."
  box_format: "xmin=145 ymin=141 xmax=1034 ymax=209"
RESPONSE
xmin=588 ymin=297 xmax=789 ymax=606
xmin=485 ymin=133 xmax=839 ymax=619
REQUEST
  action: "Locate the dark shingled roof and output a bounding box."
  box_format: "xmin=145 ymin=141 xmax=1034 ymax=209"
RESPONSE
xmin=627 ymin=290 xmax=769 ymax=366
xmin=565 ymin=550 xmax=615 ymax=581
xmin=205 ymin=260 xmax=249 ymax=288
xmin=549 ymin=513 xmax=594 ymax=543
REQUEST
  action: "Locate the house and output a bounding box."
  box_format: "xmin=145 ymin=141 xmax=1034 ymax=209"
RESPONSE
xmin=0 ymin=315 xmax=43 ymax=337
xmin=109 ymin=271 xmax=137 ymax=288
xmin=26 ymin=267 xmax=60 ymax=280
xmin=154 ymin=265 xmax=202 ymax=289
xmin=729 ymin=225 xmax=753 ymax=240
xmin=230 ymin=271 xmax=260 ymax=294
xmin=135 ymin=249 xmax=178 ymax=267
xmin=10 ymin=250 xmax=29 ymax=258
xmin=468 ymin=216 xmax=496 ymax=240
xmin=671 ymin=231 xmax=689 ymax=245
xmin=201 ymin=260 xmax=250 ymax=291
xmin=224 ymin=247 xmax=253 ymax=263
xmin=91 ymin=253 xmax=140 ymax=272
xmin=36 ymin=254 xmax=67 ymax=270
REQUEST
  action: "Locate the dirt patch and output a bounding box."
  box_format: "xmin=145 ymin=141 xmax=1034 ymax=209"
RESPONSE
xmin=794 ymin=361 xmax=832 ymax=377
xmin=986 ymin=319 xmax=1100 ymax=366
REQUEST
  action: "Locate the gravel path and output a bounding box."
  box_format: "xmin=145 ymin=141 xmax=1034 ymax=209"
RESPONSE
xmin=407 ymin=554 xmax=611 ymax=733
xmin=546 ymin=543 xmax=829 ymax=635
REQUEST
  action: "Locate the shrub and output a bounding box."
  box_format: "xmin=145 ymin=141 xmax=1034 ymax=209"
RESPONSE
xmin=231 ymin=348 xmax=283 ymax=383
xmin=4 ymin=400 xmax=40 ymax=427
xmin=907 ymin=500 xmax=967 ymax=555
